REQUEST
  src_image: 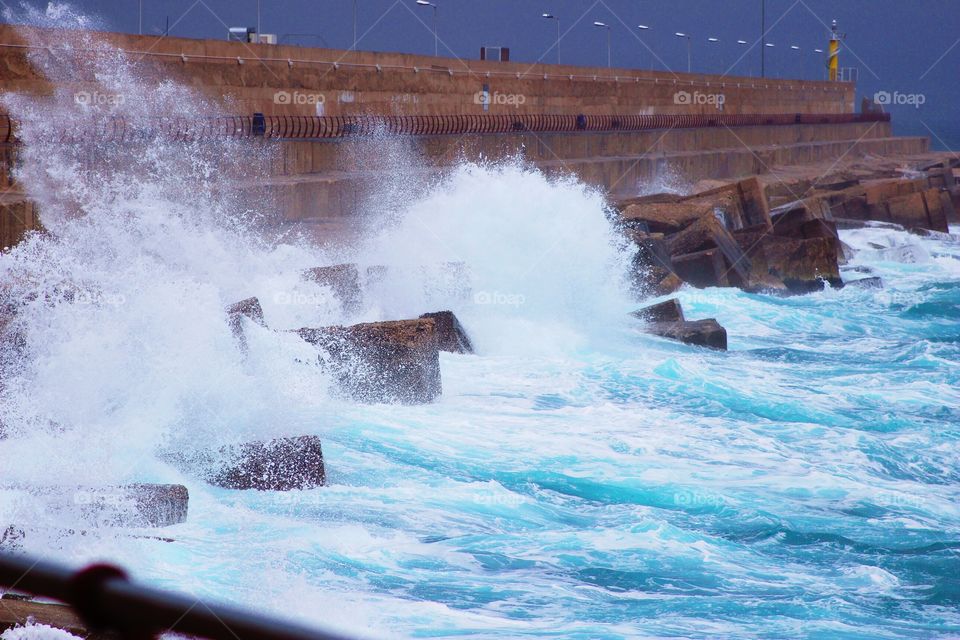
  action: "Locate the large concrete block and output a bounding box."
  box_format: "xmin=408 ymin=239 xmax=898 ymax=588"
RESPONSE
xmin=0 ymin=200 xmax=41 ymax=251
xmin=3 ymin=484 xmax=189 ymax=528
xmin=419 ymin=311 xmax=473 ymax=354
xmin=877 ymin=188 xmax=950 ymax=232
xmin=226 ymin=296 xmax=266 ymax=349
xmin=628 ymin=232 xmax=682 ymax=297
xmin=678 ymin=177 xmax=772 ymax=230
xmin=645 ymin=319 xmax=728 ymax=350
xmin=620 ymin=201 xmax=714 ymax=235
xmin=671 ymin=248 xmax=730 ymax=288
xmin=630 ymin=298 xmax=685 ymax=323
xmin=665 ymin=214 xmax=751 ymax=285
xmin=757 ymin=236 xmax=842 ymax=293
xmin=301 ymin=263 xmax=363 ymax=315
xmin=162 ymin=436 xmax=326 ymax=491
xmin=299 ymin=318 xmax=441 ymax=404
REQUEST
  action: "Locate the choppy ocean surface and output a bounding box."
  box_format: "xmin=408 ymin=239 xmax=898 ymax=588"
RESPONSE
xmin=2 ymin=161 xmax=958 ymax=639
xmin=0 ymin=9 xmax=959 ymax=639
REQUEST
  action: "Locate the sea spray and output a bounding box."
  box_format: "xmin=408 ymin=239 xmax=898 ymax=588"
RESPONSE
xmin=353 ymin=161 xmax=636 ymax=356
xmin=0 ymin=7 xmax=638 ymax=546
xmin=0 ymin=11 xmax=337 ymax=508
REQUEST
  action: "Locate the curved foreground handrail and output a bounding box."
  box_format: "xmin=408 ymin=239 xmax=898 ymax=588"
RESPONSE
xmin=0 ymin=552 xmax=357 ymax=640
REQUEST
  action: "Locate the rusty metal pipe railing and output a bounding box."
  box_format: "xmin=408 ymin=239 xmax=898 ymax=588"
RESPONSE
xmin=0 ymin=553 xmax=356 ymax=640
xmin=0 ymin=112 xmax=890 ymax=143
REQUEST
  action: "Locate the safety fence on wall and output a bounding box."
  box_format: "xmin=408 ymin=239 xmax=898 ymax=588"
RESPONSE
xmin=0 ymin=112 xmax=890 ymax=144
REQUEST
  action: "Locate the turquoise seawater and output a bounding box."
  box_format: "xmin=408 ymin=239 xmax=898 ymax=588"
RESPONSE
xmin=0 ymin=152 xmax=957 ymax=639
xmin=114 ymin=223 xmax=956 ymax=639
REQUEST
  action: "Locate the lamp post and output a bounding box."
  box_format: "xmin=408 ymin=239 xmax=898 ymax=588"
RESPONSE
xmin=637 ymin=24 xmax=650 ymax=68
xmin=761 ymin=0 xmax=766 ymax=77
xmin=707 ymin=37 xmax=720 ymax=73
xmin=593 ymin=21 xmax=611 ymax=68
xmin=416 ymin=0 xmax=438 ymax=56
xmin=353 ymin=0 xmax=358 ymax=50
xmin=256 ymin=0 xmax=260 ymax=38
xmin=736 ymin=39 xmax=748 ymax=75
xmin=675 ymin=32 xmax=691 ymax=73
xmin=542 ymin=13 xmax=560 ymax=64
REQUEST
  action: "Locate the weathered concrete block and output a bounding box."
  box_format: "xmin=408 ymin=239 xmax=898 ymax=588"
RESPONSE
xmin=734 ymin=226 xmax=842 ymax=294
xmin=877 ymin=188 xmax=950 ymax=232
xmin=419 ymin=311 xmax=474 ymax=354
xmin=0 ymin=200 xmax=42 ymax=251
xmin=758 ymin=236 xmax=843 ymax=293
xmin=671 ymin=248 xmax=730 ymax=289
xmin=301 ymin=263 xmax=363 ymax=315
xmin=665 ymin=214 xmax=751 ymax=285
xmin=620 ymin=201 xmax=714 ymax=235
xmin=628 ymin=231 xmax=682 ymax=297
xmin=844 ymin=276 xmax=883 ymax=290
xmin=652 ymin=272 xmax=684 ymax=296
xmin=613 ymin=192 xmax=682 ymax=210
xmin=226 ymin=296 xmax=266 ymax=349
xmin=630 ymin=298 xmax=685 ymax=323
xmin=6 ymin=484 xmax=189 ymax=528
xmin=941 ymin=188 xmax=960 ymax=223
xmin=299 ymin=318 xmax=441 ymax=404
xmin=678 ymin=177 xmax=772 ymax=230
xmin=163 ymin=436 xmax=326 ymax=491
xmin=226 ymin=297 xmax=265 ymax=328
xmin=302 ymin=263 xmax=471 ymax=314
xmin=645 ymin=319 xmax=728 ymax=350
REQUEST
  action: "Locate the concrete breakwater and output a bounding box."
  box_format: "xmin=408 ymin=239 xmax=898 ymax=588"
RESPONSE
xmin=0 ymin=26 xmax=926 ymax=244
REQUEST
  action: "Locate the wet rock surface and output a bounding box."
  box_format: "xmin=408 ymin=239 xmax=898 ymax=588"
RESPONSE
xmin=419 ymin=311 xmax=474 ymax=354
xmin=162 ymin=436 xmax=326 ymax=491
xmin=631 ymin=299 xmax=728 ymax=350
xmin=299 ymin=318 xmax=442 ymax=404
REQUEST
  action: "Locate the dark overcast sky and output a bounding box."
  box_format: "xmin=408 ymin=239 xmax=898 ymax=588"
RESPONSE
xmin=4 ymin=1 xmax=960 ymax=147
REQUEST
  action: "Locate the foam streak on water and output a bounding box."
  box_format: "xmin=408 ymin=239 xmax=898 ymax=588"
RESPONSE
xmin=0 ymin=7 xmax=959 ymax=640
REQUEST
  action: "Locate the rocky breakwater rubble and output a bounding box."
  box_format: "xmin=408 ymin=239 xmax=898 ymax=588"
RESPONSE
xmin=617 ymin=159 xmax=960 ymax=348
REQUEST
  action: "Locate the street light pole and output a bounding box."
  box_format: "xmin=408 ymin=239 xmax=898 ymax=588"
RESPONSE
xmin=416 ymin=0 xmax=438 ymax=56
xmin=675 ymin=32 xmax=691 ymax=73
xmin=593 ymin=21 xmax=611 ymax=68
xmin=707 ymin=37 xmax=720 ymax=72
xmin=637 ymin=25 xmax=650 ymax=69
xmin=736 ymin=39 xmax=748 ymax=75
xmin=138 ymin=0 xmax=142 ymax=35
xmin=353 ymin=0 xmax=358 ymax=50
xmin=761 ymin=0 xmax=766 ymax=77
xmin=814 ymin=49 xmax=825 ymax=80
xmin=256 ymin=0 xmax=261 ymax=37
xmin=542 ymin=13 xmax=560 ymax=64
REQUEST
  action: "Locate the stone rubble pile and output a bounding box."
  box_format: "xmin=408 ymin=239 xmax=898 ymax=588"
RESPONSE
xmin=621 ymin=159 xmax=958 ymax=299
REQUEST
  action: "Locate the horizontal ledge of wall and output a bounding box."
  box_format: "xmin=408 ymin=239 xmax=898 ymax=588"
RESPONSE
xmin=0 ymin=41 xmax=850 ymax=94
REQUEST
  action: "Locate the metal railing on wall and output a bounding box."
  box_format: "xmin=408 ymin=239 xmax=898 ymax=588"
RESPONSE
xmin=0 ymin=112 xmax=890 ymax=144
